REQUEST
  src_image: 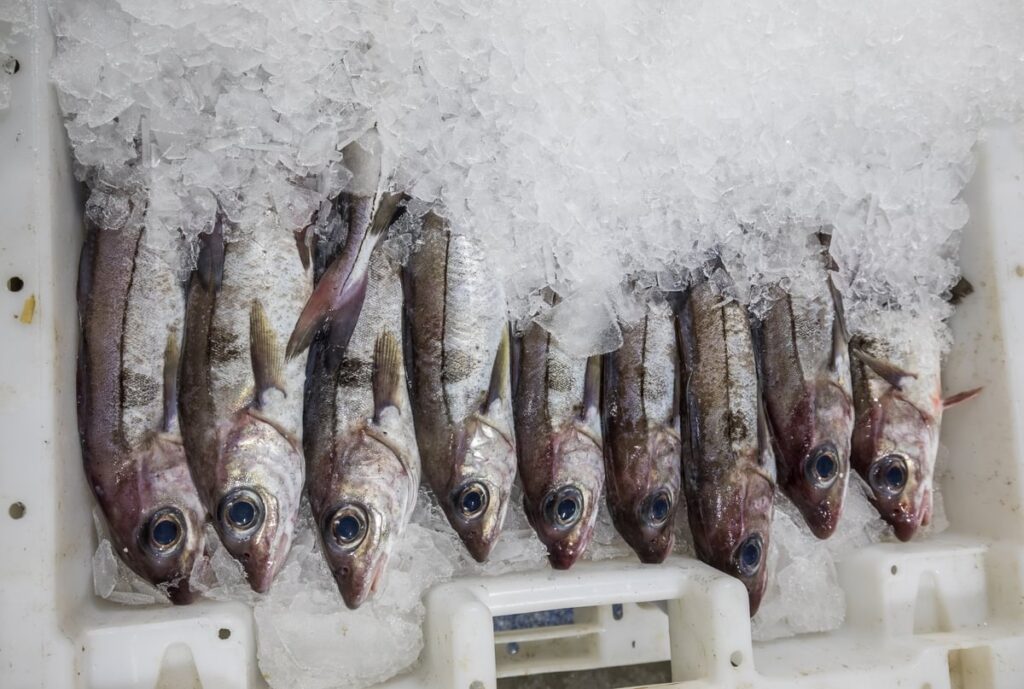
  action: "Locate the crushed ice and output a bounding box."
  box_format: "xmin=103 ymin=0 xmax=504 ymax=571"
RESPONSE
xmin=58 ymin=0 xmax=1021 ymax=684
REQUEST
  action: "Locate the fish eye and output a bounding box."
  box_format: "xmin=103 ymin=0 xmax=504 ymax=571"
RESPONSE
xmin=218 ymin=488 xmax=264 ymax=535
xmin=325 ymin=504 xmax=368 ymax=549
xmin=643 ymin=490 xmax=673 ymax=527
xmin=734 ymin=533 xmax=764 ymax=578
xmin=456 ymin=482 xmax=489 ymax=519
xmin=145 ymin=507 xmax=185 ymax=554
xmin=805 ymin=443 xmax=839 ymax=487
xmin=544 ymin=486 xmax=584 ymax=529
xmin=870 ymin=454 xmax=909 ymax=495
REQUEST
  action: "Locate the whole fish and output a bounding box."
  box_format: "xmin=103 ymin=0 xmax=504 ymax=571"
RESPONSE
xmin=287 ymin=127 xmax=403 ymax=360
xmin=677 ymin=272 xmax=775 ymax=616
xmin=603 ymin=298 xmax=682 ymax=563
xmin=850 ymin=312 xmax=979 ymax=541
xmin=77 ymin=201 xmax=205 ymax=603
xmin=305 ymin=211 xmax=420 ymax=609
xmin=757 ymin=237 xmax=852 ymax=539
xmin=179 ymin=215 xmax=309 ymax=592
xmin=404 ymin=211 xmax=517 ymax=562
xmin=514 ymin=302 xmax=605 ymax=569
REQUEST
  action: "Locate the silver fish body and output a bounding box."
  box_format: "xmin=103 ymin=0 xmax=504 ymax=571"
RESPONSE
xmin=678 ymin=276 xmax=775 ymax=616
xmin=404 ymin=211 xmax=517 ymax=562
xmin=304 ymin=216 xmax=420 ymax=608
xmin=850 ymin=312 xmax=948 ymax=541
xmin=179 ymin=217 xmax=309 ymax=593
xmin=603 ymin=298 xmax=682 ymax=564
xmin=77 ymin=208 xmax=205 ymax=603
xmin=758 ymin=263 xmax=852 ymax=539
xmin=514 ymin=309 xmax=604 ymax=570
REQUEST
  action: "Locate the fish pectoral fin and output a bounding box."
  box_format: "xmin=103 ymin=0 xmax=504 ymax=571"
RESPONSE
xmin=295 ymin=225 xmax=313 ymax=271
xmin=827 ymin=276 xmax=851 ymax=372
xmin=369 ymin=190 xmax=405 ymax=238
xmin=246 ymin=407 xmax=301 ymax=453
xmin=484 ymin=323 xmax=513 ymax=409
xmin=851 ymin=347 xmax=917 ymax=390
xmin=943 ymin=386 xmax=983 ymax=408
xmin=372 ymin=330 xmax=405 ymax=422
xmin=250 ymin=299 xmax=286 ymax=406
xmin=160 ymin=329 xmax=180 ymax=433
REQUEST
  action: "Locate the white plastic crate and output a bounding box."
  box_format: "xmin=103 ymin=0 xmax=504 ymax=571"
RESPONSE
xmin=2 ymin=5 xmax=1024 ymax=689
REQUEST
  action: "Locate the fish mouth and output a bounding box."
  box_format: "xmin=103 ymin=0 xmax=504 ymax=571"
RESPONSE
xmin=459 ymin=529 xmax=498 ymax=563
xmin=166 ymin=577 xmax=197 ymax=605
xmin=337 ymin=555 xmax=389 ymax=610
xmin=632 ymin=531 xmax=675 ymax=565
xmin=800 ymin=501 xmax=842 ymax=540
xmin=890 ymin=515 xmax=922 ymax=542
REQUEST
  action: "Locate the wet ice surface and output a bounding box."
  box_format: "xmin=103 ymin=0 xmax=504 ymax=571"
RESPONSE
xmin=0 ymin=0 xmax=30 ymax=111
xmin=50 ymin=0 xmax=1024 ymax=352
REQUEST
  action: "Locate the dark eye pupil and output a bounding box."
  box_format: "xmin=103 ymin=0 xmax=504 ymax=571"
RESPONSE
xmin=152 ymin=519 xmax=179 ymax=546
xmin=557 ymin=498 xmax=578 ymax=522
xmin=815 ymin=453 xmax=837 ymax=479
xmin=462 ymin=489 xmax=482 ymax=514
xmin=335 ymin=515 xmax=360 ymax=542
xmin=742 ymin=542 xmax=760 ymax=568
xmin=228 ymin=500 xmax=256 ymax=527
xmin=885 ymin=465 xmax=906 ymax=487
xmin=651 ymin=496 xmax=669 ymax=522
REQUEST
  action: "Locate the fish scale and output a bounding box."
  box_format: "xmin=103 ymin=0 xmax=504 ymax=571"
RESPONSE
xmin=515 ymin=313 xmax=605 ymax=570
xmin=78 ymin=207 xmax=205 ymax=604
xmin=678 ymin=275 xmax=775 ymax=616
xmin=405 ymin=211 xmax=517 ymax=562
xmin=179 ymin=217 xmax=310 ymax=593
xmin=603 ymin=298 xmax=682 ymax=564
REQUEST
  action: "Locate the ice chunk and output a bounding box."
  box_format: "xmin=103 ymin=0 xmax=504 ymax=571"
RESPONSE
xmin=92 ymin=540 xmax=118 ymax=599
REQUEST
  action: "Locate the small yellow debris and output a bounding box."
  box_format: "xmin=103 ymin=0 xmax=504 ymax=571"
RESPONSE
xmin=1015 ymin=264 xmax=1024 ymax=278
xmin=19 ymin=294 xmax=36 ymax=324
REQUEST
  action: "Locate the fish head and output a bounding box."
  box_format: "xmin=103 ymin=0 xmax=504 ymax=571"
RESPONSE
xmin=317 ymin=436 xmax=413 ymax=609
xmin=526 ymin=425 xmax=605 ymax=570
xmin=853 ymin=390 xmax=937 ymax=542
xmin=215 ymin=412 xmax=304 ymax=593
xmin=696 ymin=468 xmax=774 ymax=616
xmin=446 ymin=412 xmax=517 ymax=562
xmin=607 ymin=428 xmax=681 ymax=564
xmin=121 ymin=435 xmax=206 ymax=604
xmin=781 ymin=379 xmax=853 ymax=539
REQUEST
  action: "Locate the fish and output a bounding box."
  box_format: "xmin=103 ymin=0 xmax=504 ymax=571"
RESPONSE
xmin=286 ymin=127 xmax=404 ymax=360
xmin=77 ymin=204 xmax=205 ymax=604
xmin=602 ymin=297 xmax=682 ymax=564
xmin=304 ymin=207 xmax=420 ymax=609
xmin=178 ymin=214 xmax=309 ymax=593
xmin=677 ymin=269 xmax=776 ymax=616
xmin=849 ymin=311 xmax=980 ymax=541
xmin=404 ymin=210 xmax=517 ymax=562
xmin=514 ymin=296 xmax=605 ymax=569
xmin=757 ymin=234 xmax=852 ymax=539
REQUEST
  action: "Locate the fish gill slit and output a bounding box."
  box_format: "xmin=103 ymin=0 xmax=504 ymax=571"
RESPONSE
xmin=440 ymin=231 xmax=452 ymax=421
xmin=117 ymin=230 xmax=146 ymax=428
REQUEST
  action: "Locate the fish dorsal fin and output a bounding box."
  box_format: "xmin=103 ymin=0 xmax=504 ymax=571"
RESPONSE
xmin=196 ymin=213 xmax=225 ymax=291
xmin=372 ymin=330 xmax=404 ymax=423
xmin=484 ymin=323 xmax=512 ymax=410
xmin=160 ymin=330 xmax=180 ymax=433
xmin=250 ymin=299 xmax=286 ymax=408
xmin=827 ymin=276 xmax=850 ymax=372
xmin=581 ymin=354 xmax=601 ymax=417
xmin=943 ymin=387 xmax=983 ymax=408
xmin=851 ymin=347 xmax=917 ymax=390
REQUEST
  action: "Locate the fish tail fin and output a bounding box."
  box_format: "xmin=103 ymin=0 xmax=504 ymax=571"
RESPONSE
xmin=161 ymin=329 xmax=181 ymax=432
xmin=372 ymin=330 xmax=405 ymax=422
xmin=485 ymin=323 xmax=512 ymax=410
xmin=250 ymin=299 xmax=286 ymax=407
